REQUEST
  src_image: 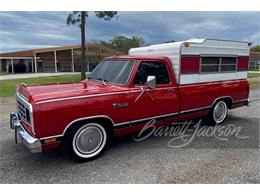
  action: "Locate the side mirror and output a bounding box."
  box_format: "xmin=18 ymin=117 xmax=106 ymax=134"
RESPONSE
xmin=147 ymin=76 xmax=156 ymax=89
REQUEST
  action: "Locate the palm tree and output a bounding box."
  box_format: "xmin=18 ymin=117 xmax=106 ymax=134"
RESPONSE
xmin=67 ymin=11 xmax=118 ymax=80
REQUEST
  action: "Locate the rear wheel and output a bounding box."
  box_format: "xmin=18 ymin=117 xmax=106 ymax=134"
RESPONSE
xmin=63 ymin=122 xmax=108 ymax=161
xmin=207 ymin=100 xmax=228 ymax=125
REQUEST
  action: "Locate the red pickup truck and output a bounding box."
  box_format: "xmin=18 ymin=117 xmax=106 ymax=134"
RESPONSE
xmin=10 ymin=39 xmax=250 ymax=161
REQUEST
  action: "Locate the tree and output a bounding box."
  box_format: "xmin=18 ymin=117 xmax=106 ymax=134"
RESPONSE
xmin=67 ymin=11 xmax=117 ymax=80
xmin=101 ymin=35 xmax=145 ymax=54
xmin=251 ymin=45 xmax=260 ymax=52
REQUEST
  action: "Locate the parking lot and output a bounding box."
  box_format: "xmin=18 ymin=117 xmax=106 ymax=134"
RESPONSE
xmin=0 ymin=89 xmax=259 ymax=183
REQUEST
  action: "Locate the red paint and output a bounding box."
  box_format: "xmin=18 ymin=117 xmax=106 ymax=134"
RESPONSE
xmin=237 ymin=56 xmax=249 ymax=71
xmin=181 ymin=56 xmax=200 ymax=74
xmin=179 ymin=79 xmax=249 ymax=111
xmin=42 ymin=142 xmax=61 ymax=151
xmin=16 ymin=55 xmax=250 ymax=151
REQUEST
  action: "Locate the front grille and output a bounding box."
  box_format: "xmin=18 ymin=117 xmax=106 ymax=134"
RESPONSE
xmin=17 ymin=99 xmax=31 ymax=124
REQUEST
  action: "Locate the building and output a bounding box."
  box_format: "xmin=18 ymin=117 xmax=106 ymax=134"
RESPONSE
xmin=1 ymin=44 xmax=260 ymax=74
xmin=0 ymin=44 xmax=122 ymax=74
xmin=249 ymin=52 xmax=260 ymax=71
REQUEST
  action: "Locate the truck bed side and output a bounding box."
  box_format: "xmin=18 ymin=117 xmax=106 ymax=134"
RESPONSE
xmin=178 ymin=79 xmax=249 ymax=113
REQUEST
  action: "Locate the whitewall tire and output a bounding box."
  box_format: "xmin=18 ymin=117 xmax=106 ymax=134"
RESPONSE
xmin=64 ymin=122 xmax=108 ymax=161
xmin=207 ymin=100 xmax=228 ymax=125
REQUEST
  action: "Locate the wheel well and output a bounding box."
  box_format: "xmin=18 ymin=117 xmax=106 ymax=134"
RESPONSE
xmin=214 ymin=97 xmax=232 ymax=109
xmin=63 ymin=117 xmax=114 ymax=138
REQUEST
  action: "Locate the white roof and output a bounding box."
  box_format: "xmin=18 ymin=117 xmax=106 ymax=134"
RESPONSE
xmin=128 ymin=38 xmax=250 ymax=84
xmin=129 ymin=38 xmax=205 ymax=53
xmin=129 ymin=38 xmax=250 ymax=55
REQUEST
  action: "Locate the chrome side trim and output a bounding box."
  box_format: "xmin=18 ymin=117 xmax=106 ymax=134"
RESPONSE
xmin=114 ymin=112 xmax=179 ymax=129
xmin=212 ymin=96 xmax=234 ymax=105
xmin=114 ymin=121 xmax=131 ymax=127
xmin=39 ymin=115 xmax=115 ymax=140
xmin=35 ymin=91 xmax=132 ymax=104
xmin=179 ymin=79 xmax=247 ymax=88
xmin=233 ymin=99 xmax=249 ymax=103
xmin=35 ymin=87 xmax=178 ymax=105
xmin=180 ymin=106 xmax=211 ymax=114
xmin=115 ymin=96 xmax=234 ymax=129
xmin=39 ymin=96 xmax=244 ymax=139
xmin=180 ymin=96 xmax=234 ymax=114
xmin=39 ymin=135 xmax=63 ymax=140
xmin=131 ymin=112 xmax=178 ymax=124
xmin=40 ymin=115 xmax=115 ymax=140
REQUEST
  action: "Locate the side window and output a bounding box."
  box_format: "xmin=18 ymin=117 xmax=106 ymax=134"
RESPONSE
xmin=200 ymin=57 xmax=237 ymax=73
xmin=133 ymin=61 xmax=170 ymax=85
xmin=200 ymin=57 xmax=220 ymax=73
xmin=221 ymin=57 xmax=237 ymax=72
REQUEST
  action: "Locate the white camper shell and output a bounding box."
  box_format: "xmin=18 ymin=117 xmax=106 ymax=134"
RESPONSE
xmin=129 ymin=38 xmax=250 ymax=85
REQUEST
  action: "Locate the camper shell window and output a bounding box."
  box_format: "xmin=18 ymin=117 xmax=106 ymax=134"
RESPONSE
xmin=200 ymin=57 xmax=237 ymax=73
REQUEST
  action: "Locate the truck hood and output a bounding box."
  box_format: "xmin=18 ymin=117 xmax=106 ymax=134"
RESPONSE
xmin=17 ymin=80 xmax=128 ymax=103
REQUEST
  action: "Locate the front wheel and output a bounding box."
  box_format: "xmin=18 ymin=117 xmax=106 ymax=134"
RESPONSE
xmin=207 ymin=100 xmax=228 ymax=125
xmin=63 ymin=123 xmax=108 ymax=161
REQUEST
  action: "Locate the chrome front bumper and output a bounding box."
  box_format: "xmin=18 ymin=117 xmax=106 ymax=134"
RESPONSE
xmin=10 ymin=112 xmax=42 ymax=153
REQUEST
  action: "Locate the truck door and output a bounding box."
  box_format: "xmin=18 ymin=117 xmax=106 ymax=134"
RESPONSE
xmin=127 ymin=60 xmax=179 ymax=128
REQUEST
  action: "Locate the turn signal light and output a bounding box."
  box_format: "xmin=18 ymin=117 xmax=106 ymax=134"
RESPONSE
xmin=43 ymin=138 xmax=57 ymax=144
xmin=184 ymin=42 xmax=190 ymax=47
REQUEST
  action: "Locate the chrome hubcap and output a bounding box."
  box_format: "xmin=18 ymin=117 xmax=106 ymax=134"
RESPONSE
xmin=213 ymin=101 xmax=227 ymax=123
xmin=73 ymin=123 xmax=106 ymax=158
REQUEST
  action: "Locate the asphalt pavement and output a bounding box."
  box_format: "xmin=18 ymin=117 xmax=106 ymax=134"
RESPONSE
xmin=0 ymin=89 xmax=259 ymax=183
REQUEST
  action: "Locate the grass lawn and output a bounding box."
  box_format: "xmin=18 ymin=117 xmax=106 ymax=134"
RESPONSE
xmin=0 ymin=73 xmax=259 ymax=97
xmin=248 ymin=73 xmax=260 ymax=89
xmin=0 ymin=74 xmax=81 ymax=97
xmin=248 ymin=72 xmax=260 ymax=78
xmin=249 ymin=80 xmax=260 ymax=90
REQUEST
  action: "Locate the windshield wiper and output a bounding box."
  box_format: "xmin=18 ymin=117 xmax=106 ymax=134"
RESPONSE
xmin=96 ymin=77 xmax=109 ymax=86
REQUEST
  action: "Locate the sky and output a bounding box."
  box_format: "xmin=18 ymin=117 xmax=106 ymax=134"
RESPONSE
xmin=0 ymin=11 xmax=260 ymax=53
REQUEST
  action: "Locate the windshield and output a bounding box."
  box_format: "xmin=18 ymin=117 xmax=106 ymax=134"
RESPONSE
xmin=90 ymin=60 xmax=135 ymax=85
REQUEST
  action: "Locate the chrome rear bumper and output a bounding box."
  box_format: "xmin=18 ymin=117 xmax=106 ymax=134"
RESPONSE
xmin=246 ymin=99 xmax=250 ymax=106
xmin=10 ymin=112 xmax=42 ymax=153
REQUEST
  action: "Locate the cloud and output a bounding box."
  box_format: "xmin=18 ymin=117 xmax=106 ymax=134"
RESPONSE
xmin=173 ymin=20 xmax=230 ymax=35
xmin=33 ymin=33 xmax=76 ymax=40
xmin=0 ymin=11 xmax=260 ymax=52
xmin=250 ymin=32 xmax=260 ymax=44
